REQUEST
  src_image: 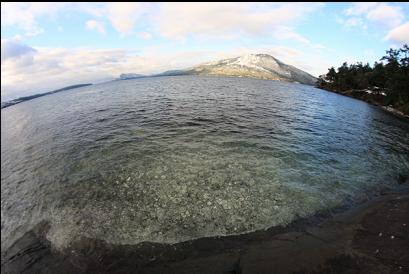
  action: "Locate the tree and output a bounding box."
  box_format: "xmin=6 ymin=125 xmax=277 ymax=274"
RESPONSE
xmin=316 ymin=44 xmax=409 ymax=114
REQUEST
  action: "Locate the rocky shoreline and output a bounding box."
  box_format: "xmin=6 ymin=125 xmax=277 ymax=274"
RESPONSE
xmin=380 ymin=106 xmax=409 ymax=120
xmin=316 ymin=87 xmax=409 ymax=120
xmin=2 ymin=183 xmax=408 ymax=274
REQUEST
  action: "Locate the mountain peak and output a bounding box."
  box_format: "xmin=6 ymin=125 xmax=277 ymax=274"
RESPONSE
xmin=157 ymin=53 xmax=317 ymax=85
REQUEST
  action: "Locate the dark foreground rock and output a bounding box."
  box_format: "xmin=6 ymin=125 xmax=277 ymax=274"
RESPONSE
xmin=2 ymin=190 xmax=409 ymax=274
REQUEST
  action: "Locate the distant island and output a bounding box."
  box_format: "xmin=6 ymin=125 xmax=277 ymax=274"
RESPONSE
xmin=317 ymin=44 xmax=409 ymax=118
xmin=154 ymin=54 xmax=317 ymax=86
xmin=1 ymin=84 xmax=93 ymax=109
xmin=119 ymin=73 xmax=146 ymax=80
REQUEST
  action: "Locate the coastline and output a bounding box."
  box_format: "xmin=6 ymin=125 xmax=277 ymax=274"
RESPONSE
xmin=1 ymin=84 xmax=92 ymax=110
xmin=2 ymin=184 xmax=408 ymax=274
xmin=380 ymin=106 xmax=409 ymax=120
xmin=316 ymin=87 xmax=409 ymax=120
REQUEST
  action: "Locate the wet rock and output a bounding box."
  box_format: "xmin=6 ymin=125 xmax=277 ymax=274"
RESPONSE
xmin=397 ymin=174 xmax=408 ymax=185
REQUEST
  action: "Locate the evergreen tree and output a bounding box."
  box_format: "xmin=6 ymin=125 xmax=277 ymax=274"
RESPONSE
xmin=317 ymin=44 xmax=409 ymax=114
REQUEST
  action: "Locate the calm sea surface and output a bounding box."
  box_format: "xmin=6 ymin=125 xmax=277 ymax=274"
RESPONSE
xmin=2 ymin=76 xmax=409 ymax=250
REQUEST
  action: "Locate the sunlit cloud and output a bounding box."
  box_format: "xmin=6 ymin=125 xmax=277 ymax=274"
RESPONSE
xmin=105 ymin=3 xmax=147 ymax=36
xmin=154 ymin=3 xmax=324 ymax=40
xmin=385 ymin=22 xmax=409 ymax=44
xmin=344 ymin=2 xmax=404 ymax=29
xmin=0 ymin=2 xmax=69 ymax=35
xmin=139 ymin=31 xmax=153 ymax=40
xmin=86 ymin=20 xmax=106 ymax=34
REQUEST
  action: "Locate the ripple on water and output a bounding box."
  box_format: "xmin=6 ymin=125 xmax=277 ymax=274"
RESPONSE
xmin=1 ymin=76 xmax=409 ymax=250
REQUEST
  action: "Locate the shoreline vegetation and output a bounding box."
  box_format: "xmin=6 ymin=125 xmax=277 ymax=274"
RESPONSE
xmin=2 ymin=182 xmax=408 ymax=274
xmin=316 ymin=45 xmax=409 ymax=119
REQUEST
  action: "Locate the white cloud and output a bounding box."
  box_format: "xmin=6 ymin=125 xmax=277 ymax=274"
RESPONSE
xmin=385 ymin=22 xmax=409 ymax=44
xmin=0 ymin=2 xmax=68 ymax=34
xmin=366 ymin=3 xmax=404 ymax=28
xmin=1 ymin=3 xmax=149 ymax=37
xmin=272 ymin=27 xmax=311 ymax=44
xmin=81 ymin=3 xmax=153 ymax=36
xmin=345 ymin=3 xmax=378 ymax=16
xmin=2 ymin=2 xmax=326 ymax=44
xmin=154 ymin=3 xmax=324 ymax=39
xmin=105 ymin=3 xmax=148 ymax=36
xmin=271 ymin=27 xmax=327 ymax=50
xmin=344 ymin=2 xmax=404 ymax=29
xmin=1 ymin=45 xmax=126 ymax=100
xmin=139 ymin=31 xmax=153 ymax=40
xmin=86 ymin=20 xmax=105 ymax=34
xmin=1 ymin=38 xmax=37 ymax=62
xmin=343 ymin=17 xmax=367 ymax=29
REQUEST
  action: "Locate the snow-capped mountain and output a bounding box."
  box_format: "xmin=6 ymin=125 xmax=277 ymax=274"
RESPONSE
xmin=158 ymin=54 xmax=317 ymax=85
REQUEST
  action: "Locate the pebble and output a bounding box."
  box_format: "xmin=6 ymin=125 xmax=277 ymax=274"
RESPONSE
xmin=391 ymin=235 xmax=395 ymax=239
xmin=378 ymin=232 xmax=382 ymax=237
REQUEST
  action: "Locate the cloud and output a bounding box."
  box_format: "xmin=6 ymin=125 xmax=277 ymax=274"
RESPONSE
xmin=105 ymin=3 xmax=148 ymax=36
xmin=81 ymin=3 xmax=152 ymax=36
xmin=345 ymin=3 xmax=378 ymax=16
xmin=1 ymin=3 xmax=149 ymax=37
xmin=344 ymin=17 xmax=367 ymax=29
xmin=271 ymin=27 xmax=327 ymax=50
xmin=385 ymin=22 xmax=409 ymax=44
xmin=366 ymin=3 xmax=404 ymax=28
xmin=0 ymin=2 xmax=68 ymax=34
xmin=139 ymin=31 xmax=153 ymax=40
xmin=344 ymin=2 xmax=404 ymax=29
xmin=2 ymin=2 xmax=325 ymax=43
xmin=272 ymin=27 xmax=311 ymax=44
xmin=154 ymin=3 xmax=324 ymax=39
xmin=86 ymin=20 xmax=105 ymax=34
xmin=1 ymin=38 xmax=37 ymax=62
xmin=1 ymin=46 xmax=125 ymax=100
xmin=1 ymin=38 xmax=211 ymax=100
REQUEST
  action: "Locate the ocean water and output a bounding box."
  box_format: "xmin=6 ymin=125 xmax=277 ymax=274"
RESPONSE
xmin=1 ymin=76 xmax=409 ymax=250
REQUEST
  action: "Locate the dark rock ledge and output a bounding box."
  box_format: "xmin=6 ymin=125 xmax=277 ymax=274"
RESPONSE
xmin=2 ymin=188 xmax=409 ymax=274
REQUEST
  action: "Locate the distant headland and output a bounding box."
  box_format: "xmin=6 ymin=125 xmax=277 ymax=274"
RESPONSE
xmin=1 ymin=84 xmax=93 ymax=109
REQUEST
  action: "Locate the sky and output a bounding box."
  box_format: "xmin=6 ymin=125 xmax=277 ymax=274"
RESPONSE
xmin=1 ymin=2 xmax=409 ymax=101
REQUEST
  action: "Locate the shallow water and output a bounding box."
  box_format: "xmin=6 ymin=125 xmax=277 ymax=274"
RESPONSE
xmin=1 ymin=76 xmax=409 ymax=250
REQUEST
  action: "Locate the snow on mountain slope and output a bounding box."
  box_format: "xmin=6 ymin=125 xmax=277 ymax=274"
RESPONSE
xmin=158 ymin=54 xmax=317 ymax=85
